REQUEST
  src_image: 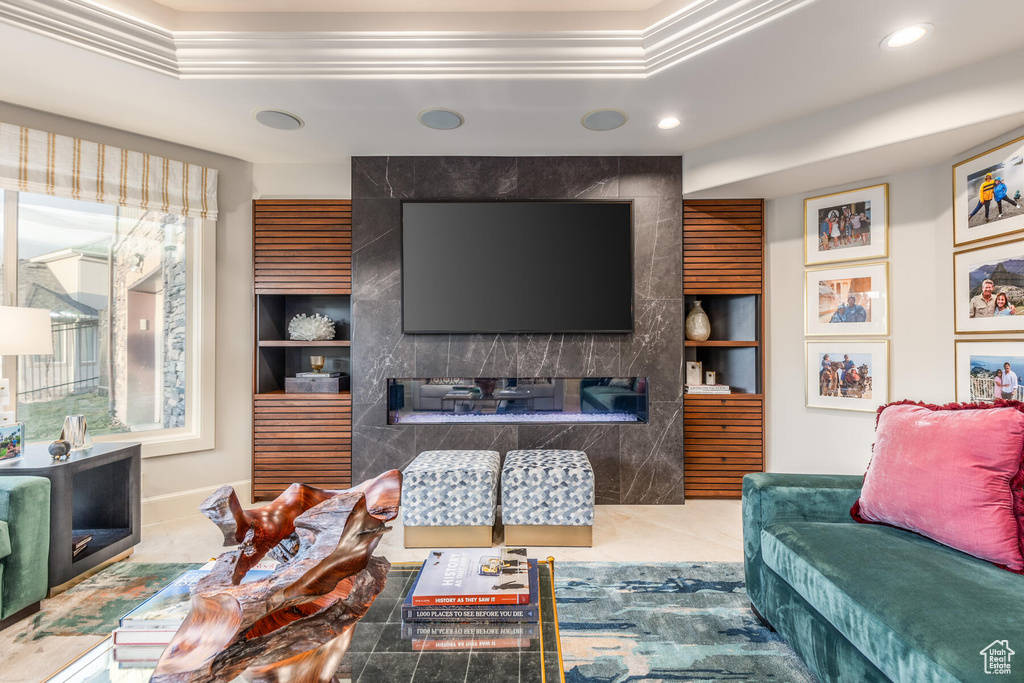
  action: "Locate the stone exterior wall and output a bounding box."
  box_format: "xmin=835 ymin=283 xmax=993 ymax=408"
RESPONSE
xmin=351 ymin=156 xmax=685 ymax=504
xmin=111 ymin=213 xmax=187 ymax=429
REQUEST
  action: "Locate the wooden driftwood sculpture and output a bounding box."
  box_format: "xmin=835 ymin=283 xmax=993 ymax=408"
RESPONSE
xmin=152 ymin=469 xmax=402 ymax=683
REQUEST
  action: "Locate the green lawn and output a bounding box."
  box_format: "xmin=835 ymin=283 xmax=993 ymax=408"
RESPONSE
xmin=19 ymin=392 xmax=128 ymax=442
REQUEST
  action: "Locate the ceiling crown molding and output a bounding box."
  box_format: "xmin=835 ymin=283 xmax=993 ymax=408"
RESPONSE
xmin=0 ymin=0 xmax=812 ymax=78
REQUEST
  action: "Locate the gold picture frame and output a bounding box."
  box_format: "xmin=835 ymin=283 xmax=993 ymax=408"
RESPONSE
xmin=805 ymin=261 xmax=889 ymax=337
xmin=952 ymin=236 xmax=1024 ymax=334
xmin=804 ymin=183 xmax=888 ymax=266
xmin=952 ymin=132 xmax=1024 ymax=247
xmin=805 ymin=340 xmax=889 ymax=412
xmin=954 ymin=339 xmax=1024 ymax=403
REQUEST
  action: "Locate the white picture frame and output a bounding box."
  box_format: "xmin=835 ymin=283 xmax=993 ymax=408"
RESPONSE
xmin=953 ymin=237 xmax=1024 ymax=334
xmin=952 ymin=134 xmax=1024 ymax=247
xmin=805 ymin=261 xmax=889 ymax=336
xmin=804 ymin=184 xmax=888 ymax=265
xmin=806 ymin=340 xmax=889 ymax=412
xmin=954 ymin=340 xmax=1024 ymax=403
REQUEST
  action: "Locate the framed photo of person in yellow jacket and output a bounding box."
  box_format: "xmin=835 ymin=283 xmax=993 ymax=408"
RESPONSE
xmin=954 ymin=133 xmax=1024 ymax=247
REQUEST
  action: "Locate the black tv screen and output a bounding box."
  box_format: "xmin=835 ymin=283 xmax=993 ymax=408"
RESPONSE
xmin=402 ymin=201 xmax=633 ymax=333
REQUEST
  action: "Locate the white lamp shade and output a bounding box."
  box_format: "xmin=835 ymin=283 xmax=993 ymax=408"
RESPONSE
xmin=0 ymin=306 xmax=54 ymax=355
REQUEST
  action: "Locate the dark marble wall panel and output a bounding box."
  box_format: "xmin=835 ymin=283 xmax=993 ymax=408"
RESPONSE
xmin=634 ymin=196 xmax=683 ymax=302
xmin=622 ymin=299 xmax=683 ymax=402
xmin=516 ymin=157 xmax=618 ymax=199
xmin=415 ymin=334 xmax=518 ymax=379
xmin=353 ymin=402 xmax=417 ymax=480
xmin=517 ymin=334 xmax=620 ymax=378
xmin=351 ymin=200 xmax=402 ymax=302
xmin=619 ymin=401 xmax=685 ymax=505
xmin=414 ymin=425 xmax=518 ymax=462
xmin=618 ymin=156 xmax=682 ymax=198
xmin=352 ymin=300 xmax=414 ymax=405
xmin=413 ymin=157 xmax=517 ymax=198
xmin=352 ymin=156 xmax=415 ymax=199
xmin=518 ymin=424 xmax=621 ymax=505
xmin=351 ymin=155 xmax=683 ymax=504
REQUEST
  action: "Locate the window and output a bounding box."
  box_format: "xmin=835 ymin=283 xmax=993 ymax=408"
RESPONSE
xmin=1 ymin=190 xmax=214 ymax=455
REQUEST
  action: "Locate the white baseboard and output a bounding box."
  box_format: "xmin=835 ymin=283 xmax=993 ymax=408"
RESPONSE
xmin=142 ymin=480 xmax=252 ymax=525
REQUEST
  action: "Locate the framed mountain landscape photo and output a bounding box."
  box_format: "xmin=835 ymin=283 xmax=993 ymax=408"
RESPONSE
xmin=953 ymin=133 xmax=1024 ymax=247
xmin=805 ymin=261 xmax=888 ymax=336
xmin=804 ymin=184 xmax=888 ymax=265
xmin=953 ymin=237 xmax=1024 ymax=333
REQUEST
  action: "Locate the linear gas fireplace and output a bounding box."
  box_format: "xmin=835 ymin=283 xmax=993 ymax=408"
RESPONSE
xmin=386 ymin=377 xmax=649 ymax=425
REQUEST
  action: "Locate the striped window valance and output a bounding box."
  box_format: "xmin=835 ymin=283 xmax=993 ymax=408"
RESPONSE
xmin=0 ymin=122 xmax=218 ymax=220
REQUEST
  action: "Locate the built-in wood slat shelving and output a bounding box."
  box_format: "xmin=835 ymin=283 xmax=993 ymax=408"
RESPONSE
xmin=252 ymin=200 xmax=353 ymax=501
xmin=683 ymin=199 xmax=765 ymax=499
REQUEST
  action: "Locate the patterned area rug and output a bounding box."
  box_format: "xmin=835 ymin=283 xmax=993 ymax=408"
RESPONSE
xmin=8 ymin=562 xmax=199 ymax=643
xmin=555 ymin=562 xmax=817 ymax=682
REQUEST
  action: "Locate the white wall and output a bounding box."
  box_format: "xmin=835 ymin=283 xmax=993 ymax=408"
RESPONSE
xmin=253 ymin=163 xmax=351 ymax=199
xmin=764 ymin=125 xmax=1024 ymax=474
xmin=0 ymin=100 xmax=255 ymax=521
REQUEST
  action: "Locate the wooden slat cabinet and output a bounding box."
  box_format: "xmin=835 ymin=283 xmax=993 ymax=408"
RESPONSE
xmin=683 ymin=395 xmax=764 ymax=498
xmin=253 ymin=393 xmax=352 ymax=499
xmin=682 ymin=199 xmax=765 ymax=499
xmin=683 ymin=199 xmax=763 ymax=296
xmin=252 ymin=200 xmax=353 ymax=501
xmin=253 ymin=200 xmax=352 ymax=295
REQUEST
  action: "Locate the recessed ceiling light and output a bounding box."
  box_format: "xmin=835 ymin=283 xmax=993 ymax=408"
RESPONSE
xmin=581 ymin=109 xmax=628 ymax=132
xmin=658 ymin=117 xmax=681 ymax=130
xmin=252 ymin=109 xmax=305 ymax=131
xmin=880 ymin=23 xmax=933 ymax=50
xmin=418 ymin=108 xmax=464 ymax=130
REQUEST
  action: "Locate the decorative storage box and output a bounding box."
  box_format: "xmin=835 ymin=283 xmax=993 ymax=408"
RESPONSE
xmin=284 ymin=374 xmax=350 ymax=394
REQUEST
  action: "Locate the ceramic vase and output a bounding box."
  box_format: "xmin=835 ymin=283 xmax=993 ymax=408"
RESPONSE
xmin=685 ymin=300 xmax=711 ymax=341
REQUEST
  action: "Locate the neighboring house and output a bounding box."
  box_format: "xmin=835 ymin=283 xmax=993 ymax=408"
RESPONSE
xmin=17 ymin=259 xmax=104 ymax=402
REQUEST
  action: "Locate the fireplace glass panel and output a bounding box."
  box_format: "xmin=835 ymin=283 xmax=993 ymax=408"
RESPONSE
xmin=386 ymin=377 xmax=649 ymax=425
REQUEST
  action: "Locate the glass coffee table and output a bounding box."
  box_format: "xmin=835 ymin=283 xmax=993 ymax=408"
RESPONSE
xmin=46 ymin=559 xmax=565 ymax=683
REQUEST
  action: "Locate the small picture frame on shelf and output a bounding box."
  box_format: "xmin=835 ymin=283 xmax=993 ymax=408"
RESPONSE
xmin=952 ymin=133 xmax=1024 ymax=247
xmin=953 ymin=237 xmax=1024 ymax=333
xmin=0 ymin=422 xmax=24 ymax=464
xmin=805 ymin=261 xmax=889 ymax=336
xmin=954 ymin=340 xmax=1024 ymax=403
xmin=804 ymin=184 xmax=888 ymax=265
xmin=805 ymin=340 xmax=888 ymax=412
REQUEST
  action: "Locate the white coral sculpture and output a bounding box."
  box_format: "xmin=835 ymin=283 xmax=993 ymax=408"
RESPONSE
xmin=288 ymin=313 xmax=336 ymax=341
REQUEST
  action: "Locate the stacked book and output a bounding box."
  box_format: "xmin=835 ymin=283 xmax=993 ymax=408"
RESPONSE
xmin=685 ymin=384 xmax=731 ymax=395
xmin=72 ymin=534 xmax=92 ymax=558
xmin=401 ymin=548 xmax=539 ymax=651
xmin=111 ymin=560 xmax=276 ymax=668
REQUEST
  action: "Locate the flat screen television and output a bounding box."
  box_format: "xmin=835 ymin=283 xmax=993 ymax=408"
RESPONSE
xmin=401 ymin=200 xmax=633 ymax=333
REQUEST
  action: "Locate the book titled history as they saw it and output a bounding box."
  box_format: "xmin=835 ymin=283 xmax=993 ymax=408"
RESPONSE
xmin=410 ymin=549 xmax=531 ymax=606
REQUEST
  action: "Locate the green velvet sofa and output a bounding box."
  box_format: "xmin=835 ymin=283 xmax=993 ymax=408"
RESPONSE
xmin=0 ymin=476 xmax=50 ymax=629
xmin=743 ymin=472 xmax=1024 ymax=682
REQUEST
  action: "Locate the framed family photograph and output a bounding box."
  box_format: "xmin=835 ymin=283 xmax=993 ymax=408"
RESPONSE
xmin=805 ymin=262 xmax=888 ymax=336
xmin=953 ymin=237 xmax=1024 ymax=333
xmin=804 ymin=184 xmax=888 ymax=265
xmin=0 ymin=422 xmax=24 ymax=464
xmin=954 ymin=340 xmax=1023 ymax=403
xmin=805 ymin=340 xmax=889 ymax=412
xmin=953 ymin=133 xmax=1024 ymax=247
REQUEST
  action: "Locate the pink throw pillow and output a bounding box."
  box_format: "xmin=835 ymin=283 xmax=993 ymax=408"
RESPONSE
xmin=851 ymin=400 xmax=1024 ymax=572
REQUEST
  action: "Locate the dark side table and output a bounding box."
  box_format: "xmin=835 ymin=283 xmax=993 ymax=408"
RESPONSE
xmin=0 ymin=442 xmax=141 ymax=595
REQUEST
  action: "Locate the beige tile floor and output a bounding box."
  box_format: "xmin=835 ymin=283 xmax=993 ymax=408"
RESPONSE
xmin=10 ymin=501 xmax=742 ymax=682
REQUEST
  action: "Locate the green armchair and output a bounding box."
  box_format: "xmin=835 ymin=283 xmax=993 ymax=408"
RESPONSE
xmin=0 ymin=476 xmax=50 ymax=629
